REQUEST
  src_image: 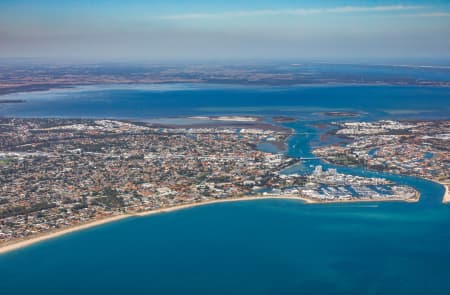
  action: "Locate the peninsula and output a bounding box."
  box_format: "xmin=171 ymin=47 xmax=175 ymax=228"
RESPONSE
xmin=0 ymin=118 xmax=420 ymax=252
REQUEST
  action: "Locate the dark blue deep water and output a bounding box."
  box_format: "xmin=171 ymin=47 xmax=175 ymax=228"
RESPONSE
xmin=0 ymin=84 xmax=449 ymax=119
xmin=0 ymin=84 xmax=450 ymax=294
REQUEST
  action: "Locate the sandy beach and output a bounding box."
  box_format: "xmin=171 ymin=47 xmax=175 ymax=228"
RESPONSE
xmin=0 ymin=192 xmax=421 ymax=255
xmin=427 ymin=179 xmax=450 ymax=203
xmin=188 ymin=116 xmax=260 ymax=122
xmin=0 ymin=214 xmax=129 ymax=255
xmin=0 ymin=196 xmax=306 ymax=255
xmin=134 ymin=195 xmax=316 ymax=217
xmin=441 ymin=182 xmax=450 ymax=203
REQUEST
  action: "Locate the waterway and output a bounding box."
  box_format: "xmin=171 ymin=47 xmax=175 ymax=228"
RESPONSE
xmin=0 ymin=84 xmax=449 ymax=294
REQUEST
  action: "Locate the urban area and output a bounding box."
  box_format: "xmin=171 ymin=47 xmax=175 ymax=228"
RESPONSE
xmin=313 ymin=120 xmax=449 ymax=201
xmin=0 ymin=118 xmax=420 ymax=245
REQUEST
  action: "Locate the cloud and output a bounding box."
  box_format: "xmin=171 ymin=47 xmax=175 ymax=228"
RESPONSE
xmin=159 ymin=5 xmax=423 ymax=20
xmin=399 ymin=12 xmax=450 ymax=17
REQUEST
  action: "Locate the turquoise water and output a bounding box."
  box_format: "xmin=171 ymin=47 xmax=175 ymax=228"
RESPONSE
xmin=1 ymin=197 xmax=449 ymax=294
xmin=0 ymin=84 xmax=449 ymax=294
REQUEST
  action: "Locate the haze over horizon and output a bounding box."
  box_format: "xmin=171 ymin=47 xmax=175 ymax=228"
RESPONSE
xmin=1 ymin=0 xmax=450 ymax=61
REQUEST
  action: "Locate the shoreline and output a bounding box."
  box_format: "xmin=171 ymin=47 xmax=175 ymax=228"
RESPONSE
xmin=444 ymin=184 xmax=450 ymax=203
xmin=0 ymin=214 xmax=129 ymax=255
xmin=0 ymin=196 xmax=303 ymax=255
xmin=134 ymin=195 xmax=312 ymax=217
xmin=437 ymin=181 xmax=450 ymax=203
xmin=416 ymin=177 xmax=449 ymax=203
xmin=0 ymin=193 xmax=421 ymax=255
xmin=2 ymin=82 xmax=450 ymax=97
xmin=317 ymin=158 xmax=450 ymax=202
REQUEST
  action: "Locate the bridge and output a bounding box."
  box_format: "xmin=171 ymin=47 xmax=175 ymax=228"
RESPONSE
xmin=296 ymin=156 xmax=336 ymax=160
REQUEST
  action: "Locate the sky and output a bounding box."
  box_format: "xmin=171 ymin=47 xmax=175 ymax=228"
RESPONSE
xmin=1 ymin=0 xmax=450 ymax=61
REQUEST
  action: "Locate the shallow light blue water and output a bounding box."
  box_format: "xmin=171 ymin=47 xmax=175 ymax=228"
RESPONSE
xmin=0 ymin=84 xmax=449 ymax=294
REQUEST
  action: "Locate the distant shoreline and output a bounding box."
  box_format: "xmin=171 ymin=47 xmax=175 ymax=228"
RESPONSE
xmin=0 ymin=99 xmax=25 ymax=104
xmin=2 ymin=81 xmax=450 ymax=97
xmin=0 ymin=193 xmax=420 ymax=255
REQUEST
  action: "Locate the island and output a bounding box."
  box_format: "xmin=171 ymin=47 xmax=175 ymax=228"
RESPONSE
xmin=272 ymin=116 xmax=298 ymax=123
xmin=188 ymin=116 xmax=262 ymax=122
xmin=320 ymin=111 xmax=362 ymax=117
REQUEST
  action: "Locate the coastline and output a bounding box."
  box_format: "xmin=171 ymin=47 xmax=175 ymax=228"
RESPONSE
xmin=0 ymin=196 xmax=303 ymax=255
xmin=134 ymin=195 xmax=311 ymax=217
xmin=0 ymin=193 xmax=421 ymax=255
xmin=418 ymin=177 xmax=449 ymax=203
xmin=298 ymin=190 xmax=420 ymax=204
xmin=0 ymin=214 xmax=129 ymax=255
xmin=438 ymin=181 xmax=450 ymax=203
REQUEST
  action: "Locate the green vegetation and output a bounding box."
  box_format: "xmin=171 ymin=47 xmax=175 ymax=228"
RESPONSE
xmin=333 ymin=155 xmax=362 ymax=166
xmin=92 ymin=187 xmax=125 ymax=208
xmin=132 ymin=191 xmax=143 ymax=200
xmin=93 ymin=196 xmax=125 ymax=208
xmin=0 ymin=158 xmax=13 ymax=166
xmin=103 ymin=187 xmax=118 ymax=198
xmin=72 ymin=203 xmax=88 ymax=211
xmin=0 ymin=202 xmax=56 ymax=218
xmin=293 ymin=176 xmax=307 ymax=186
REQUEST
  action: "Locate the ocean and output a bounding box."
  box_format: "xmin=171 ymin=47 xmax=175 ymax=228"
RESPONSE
xmin=0 ymin=83 xmax=449 ymax=294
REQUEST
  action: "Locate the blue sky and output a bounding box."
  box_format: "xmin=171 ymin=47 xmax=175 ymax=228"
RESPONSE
xmin=1 ymin=0 xmax=449 ymax=61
